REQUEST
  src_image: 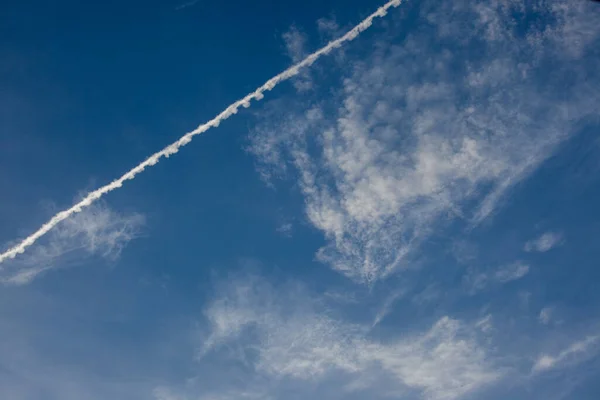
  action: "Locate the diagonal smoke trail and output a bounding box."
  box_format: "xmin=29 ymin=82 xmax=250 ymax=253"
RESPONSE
xmin=0 ymin=0 xmax=402 ymax=263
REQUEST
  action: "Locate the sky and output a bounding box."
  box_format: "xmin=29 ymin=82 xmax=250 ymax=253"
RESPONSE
xmin=1 ymin=0 xmax=600 ymax=399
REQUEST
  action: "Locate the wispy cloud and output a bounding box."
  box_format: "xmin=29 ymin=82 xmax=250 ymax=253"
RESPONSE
xmin=372 ymin=289 xmax=405 ymax=327
xmin=524 ymin=232 xmax=563 ymax=253
xmin=198 ymin=275 xmax=501 ymax=400
xmin=0 ymin=0 xmax=404 ymax=264
xmin=539 ymin=307 xmax=554 ymax=325
xmin=533 ymin=335 xmax=600 ymax=373
xmin=464 ymin=261 xmax=530 ymax=294
xmin=248 ymin=0 xmax=600 ymax=284
xmin=0 ymin=200 xmax=144 ymax=285
xmin=494 ymin=261 xmax=530 ymax=283
xmin=475 ymin=315 xmax=493 ymax=334
xmin=283 ymin=27 xmax=313 ymax=92
xmin=175 ymin=0 xmax=200 ymax=11
xmin=276 ymin=222 xmax=293 ymax=237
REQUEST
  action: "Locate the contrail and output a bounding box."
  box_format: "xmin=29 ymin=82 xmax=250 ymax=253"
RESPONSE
xmin=0 ymin=0 xmax=402 ymax=264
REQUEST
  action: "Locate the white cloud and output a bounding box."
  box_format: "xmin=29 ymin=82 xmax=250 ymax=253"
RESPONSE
xmin=0 ymin=200 xmax=144 ymax=285
xmin=372 ymin=289 xmax=405 ymax=327
xmin=539 ymin=307 xmax=553 ymax=325
xmin=533 ymin=335 xmax=600 ymax=373
xmin=494 ymin=261 xmax=530 ymax=283
xmin=463 ymin=270 xmax=489 ymax=295
xmin=464 ymin=261 xmax=529 ymax=294
xmin=0 ymin=0 xmax=402 ymax=265
xmin=367 ymin=317 xmax=500 ymax=400
xmin=283 ymin=26 xmax=313 ymax=92
xmin=248 ymin=0 xmax=600 ymax=283
xmin=276 ymin=222 xmax=293 ymax=237
xmin=524 ymin=232 xmax=563 ymax=253
xmin=476 ymin=315 xmax=493 ymax=334
xmin=199 ymin=276 xmax=501 ymax=400
xmin=175 ymin=0 xmax=200 ymax=11
xmin=317 ymin=18 xmax=341 ymax=38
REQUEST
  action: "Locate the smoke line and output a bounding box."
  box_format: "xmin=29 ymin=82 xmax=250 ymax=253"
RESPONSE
xmin=0 ymin=0 xmax=403 ymax=264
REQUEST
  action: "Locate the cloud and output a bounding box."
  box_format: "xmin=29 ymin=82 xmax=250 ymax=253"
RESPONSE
xmin=475 ymin=315 xmax=493 ymax=334
xmin=276 ymin=222 xmax=293 ymax=237
xmin=198 ymin=275 xmax=501 ymax=400
xmin=0 ymin=0 xmax=403 ymax=264
xmin=494 ymin=261 xmax=530 ymax=283
xmin=317 ymin=18 xmax=341 ymax=38
xmin=464 ymin=261 xmax=529 ymax=294
xmin=463 ymin=270 xmax=490 ymax=294
xmin=283 ymin=27 xmax=313 ymax=92
xmin=533 ymin=335 xmax=600 ymax=373
xmin=0 ymin=200 xmax=144 ymax=285
xmin=248 ymin=0 xmax=600 ymax=283
xmin=524 ymin=232 xmax=563 ymax=253
xmin=175 ymin=0 xmax=200 ymax=11
xmin=539 ymin=307 xmax=553 ymax=325
xmin=372 ymin=289 xmax=405 ymax=327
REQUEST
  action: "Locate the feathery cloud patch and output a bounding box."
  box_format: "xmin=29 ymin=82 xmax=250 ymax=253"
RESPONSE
xmin=0 ymin=201 xmax=144 ymax=285
xmin=533 ymin=335 xmax=600 ymax=373
xmin=3 ymin=1 xmax=600 ymax=400
xmin=494 ymin=261 xmax=530 ymax=283
xmin=283 ymin=26 xmax=314 ymax=92
xmin=525 ymin=232 xmax=564 ymax=253
xmin=463 ymin=261 xmax=530 ymax=294
xmin=198 ymin=275 xmax=501 ymax=400
xmin=248 ymin=0 xmax=600 ymax=283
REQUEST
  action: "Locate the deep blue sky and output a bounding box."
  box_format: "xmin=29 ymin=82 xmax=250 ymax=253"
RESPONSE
xmin=1 ymin=1 xmax=600 ymax=400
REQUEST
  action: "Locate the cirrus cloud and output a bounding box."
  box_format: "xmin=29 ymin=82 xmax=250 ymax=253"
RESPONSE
xmin=0 ymin=200 xmax=144 ymax=285
xmin=248 ymin=0 xmax=600 ymax=284
xmin=197 ymin=275 xmax=501 ymax=400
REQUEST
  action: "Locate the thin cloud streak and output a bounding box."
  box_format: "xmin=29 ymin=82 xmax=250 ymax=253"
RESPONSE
xmin=533 ymin=335 xmax=600 ymax=373
xmin=0 ymin=0 xmax=404 ymax=264
xmin=175 ymin=0 xmax=200 ymax=11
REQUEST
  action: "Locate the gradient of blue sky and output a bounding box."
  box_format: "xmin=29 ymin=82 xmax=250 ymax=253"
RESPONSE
xmin=1 ymin=0 xmax=600 ymax=399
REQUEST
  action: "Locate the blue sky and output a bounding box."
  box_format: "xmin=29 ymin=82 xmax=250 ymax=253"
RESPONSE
xmin=1 ymin=0 xmax=600 ymax=399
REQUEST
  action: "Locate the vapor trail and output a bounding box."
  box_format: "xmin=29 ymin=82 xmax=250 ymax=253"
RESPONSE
xmin=0 ymin=0 xmax=402 ymax=263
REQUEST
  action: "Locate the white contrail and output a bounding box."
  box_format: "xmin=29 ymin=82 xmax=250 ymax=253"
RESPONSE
xmin=0 ymin=0 xmax=402 ymax=264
